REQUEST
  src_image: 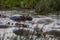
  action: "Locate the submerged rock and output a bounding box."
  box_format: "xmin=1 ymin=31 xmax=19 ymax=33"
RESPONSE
xmin=0 ymin=25 xmax=13 ymax=28
xmin=13 ymin=29 xmax=31 ymax=36
xmin=32 ymin=18 xmax=54 ymax=25
xmin=0 ymin=14 xmax=8 ymax=18
xmin=43 ymin=30 xmax=60 ymax=37
xmin=15 ymin=23 xmax=28 ymax=28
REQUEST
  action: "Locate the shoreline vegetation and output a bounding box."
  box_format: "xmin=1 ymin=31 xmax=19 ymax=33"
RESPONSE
xmin=0 ymin=0 xmax=60 ymax=15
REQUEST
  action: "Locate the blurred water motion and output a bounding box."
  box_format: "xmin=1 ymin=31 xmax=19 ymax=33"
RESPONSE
xmin=0 ymin=11 xmax=60 ymax=40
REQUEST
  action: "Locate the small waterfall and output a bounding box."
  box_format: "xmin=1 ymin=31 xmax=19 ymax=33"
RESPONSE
xmin=0 ymin=11 xmax=60 ymax=40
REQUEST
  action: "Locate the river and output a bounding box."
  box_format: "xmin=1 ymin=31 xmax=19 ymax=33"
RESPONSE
xmin=0 ymin=10 xmax=60 ymax=40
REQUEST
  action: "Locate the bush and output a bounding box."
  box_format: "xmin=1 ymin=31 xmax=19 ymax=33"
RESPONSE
xmin=35 ymin=0 xmax=60 ymax=15
xmin=0 ymin=0 xmax=60 ymax=15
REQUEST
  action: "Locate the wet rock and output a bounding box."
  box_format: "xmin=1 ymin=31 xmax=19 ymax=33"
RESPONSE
xmin=10 ymin=14 xmax=32 ymax=21
xmin=0 ymin=25 xmax=13 ymax=28
xmin=32 ymin=18 xmax=54 ymax=24
xmin=10 ymin=15 xmax=25 ymax=21
xmin=25 ymin=16 xmax=32 ymax=21
xmin=43 ymin=30 xmax=60 ymax=37
xmin=13 ymin=29 xmax=31 ymax=36
xmin=15 ymin=23 xmax=28 ymax=28
xmin=0 ymin=14 xmax=8 ymax=18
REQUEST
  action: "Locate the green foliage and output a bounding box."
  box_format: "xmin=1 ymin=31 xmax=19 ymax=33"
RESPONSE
xmin=0 ymin=0 xmax=38 ymax=8
xmin=0 ymin=0 xmax=60 ymax=15
xmin=35 ymin=0 xmax=60 ymax=15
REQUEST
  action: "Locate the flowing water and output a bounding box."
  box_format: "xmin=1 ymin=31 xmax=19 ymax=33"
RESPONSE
xmin=0 ymin=10 xmax=60 ymax=40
